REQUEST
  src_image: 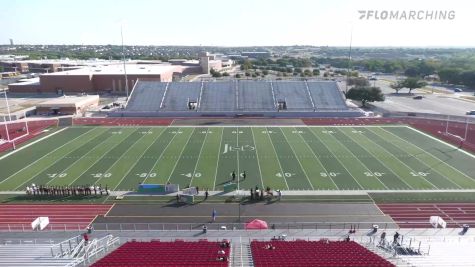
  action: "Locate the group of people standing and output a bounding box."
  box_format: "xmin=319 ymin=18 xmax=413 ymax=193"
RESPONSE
xmin=26 ymin=184 xmax=109 ymax=196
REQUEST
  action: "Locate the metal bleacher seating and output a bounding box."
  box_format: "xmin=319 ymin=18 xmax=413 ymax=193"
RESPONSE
xmin=200 ymin=82 xmax=236 ymax=111
xmin=0 ymin=244 xmax=75 ymax=267
xmin=237 ymin=80 xmax=275 ymax=111
xmin=160 ymin=82 xmax=202 ymax=111
xmin=125 ymin=80 xmax=350 ymax=113
xmin=125 ymin=81 xmax=167 ymax=112
xmin=307 ymin=81 xmax=348 ymax=110
xmin=272 ymin=81 xmax=314 ymax=111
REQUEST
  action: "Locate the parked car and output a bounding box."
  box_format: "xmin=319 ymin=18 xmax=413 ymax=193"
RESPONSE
xmin=454 ymin=88 xmax=463 ymax=92
xmin=466 ymin=110 xmax=475 ymax=115
xmin=413 ymin=95 xmax=424 ymax=100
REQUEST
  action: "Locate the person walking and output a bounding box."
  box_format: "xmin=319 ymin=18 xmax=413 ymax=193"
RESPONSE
xmin=212 ymin=208 xmax=217 ymax=222
xmin=205 ymin=189 xmax=209 ymax=200
xmin=231 ymin=171 xmax=236 ymax=181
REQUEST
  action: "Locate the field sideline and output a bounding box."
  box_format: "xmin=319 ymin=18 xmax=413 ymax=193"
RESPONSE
xmin=0 ymin=126 xmax=474 ymax=192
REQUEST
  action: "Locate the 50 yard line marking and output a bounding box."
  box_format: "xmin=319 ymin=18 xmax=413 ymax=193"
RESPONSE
xmin=0 ymin=127 xmax=98 ymax=187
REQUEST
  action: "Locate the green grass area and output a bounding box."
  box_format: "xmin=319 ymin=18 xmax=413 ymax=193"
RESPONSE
xmin=0 ymin=126 xmax=474 ymax=193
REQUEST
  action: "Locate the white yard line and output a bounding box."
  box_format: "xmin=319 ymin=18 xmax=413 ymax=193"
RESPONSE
xmin=66 ymin=128 xmax=144 ymax=187
xmin=265 ymin=127 xmax=289 ymax=190
xmin=140 ymin=128 xmax=178 ymax=185
xmin=0 ymin=127 xmax=68 ymax=161
xmin=45 ymin=128 xmax=136 ymax=187
xmin=189 ymin=128 xmax=209 ymax=187
xmin=337 ymin=128 xmax=415 ymax=190
xmin=295 ymin=127 xmax=339 ymax=190
xmin=0 ymin=128 xmax=97 ymax=186
xmin=212 ymin=128 xmax=225 ymax=190
xmin=359 ymin=128 xmax=441 ymax=190
xmin=250 ymin=127 xmax=265 ymax=189
xmin=15 ymin=128 xmax=118 ymax=190
xmin=280 ymin=128 xmax=314 ymax=190
xmin=112 ymin=128 xmax=168 ymax=191
xmin=165 ymin=128 xmax=195 ymax=185
xmin=236 ymin=126 xmax=240 ymax=190
xmin=307 ymin=128 xmax=365 ymax=190
xmin=405 ymin=125 xmax=475 ymax=159
xmin=381 ymin=126 xmax=474 ymax=185
xmin=330 ymin=128 xmax=389 ymax=190
xmin=371 ymin=127 xmax=462 ymax=189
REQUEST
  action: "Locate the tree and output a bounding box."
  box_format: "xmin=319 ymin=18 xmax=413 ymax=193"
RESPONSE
xmin=347 ymin=77 xmax=369 ymax=87
xmin=262 ymin=70 xmax=269 ymax=76
xmin=245 ymin=72 xmax=251 ymax=77
xmin=312 ymin=69 xmax=320 ymax=76
xmin=240 ymin=59 xmax=253 ymax=71
xmin=346 ymin=86 xmax=385 ymax=107
xmin=303 ymin=69 xmax=312 ymax=76
xmin=390 ymin=81 xmax=404 ymax=94
xmin=210 ymin=68 xmax=222 ymax=78
xmin=235 ymin=74 xmax=242 ymax=78
xmin=401 ymin=77 xmax=427 ymax=93
xmin=222 ymin=72 xmax=230 ymax=77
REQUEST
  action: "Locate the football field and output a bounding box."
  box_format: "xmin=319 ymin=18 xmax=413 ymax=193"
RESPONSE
xmin=0 ymin=126 xmax=474 ymax=192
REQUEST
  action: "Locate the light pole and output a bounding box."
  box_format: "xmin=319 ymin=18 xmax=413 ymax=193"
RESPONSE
xmin=121 ymin=24 xmax=129 ymax=101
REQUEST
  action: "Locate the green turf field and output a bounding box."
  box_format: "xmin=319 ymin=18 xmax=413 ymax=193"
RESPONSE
xmin=0 ymin=126 xmax=474 ymax=191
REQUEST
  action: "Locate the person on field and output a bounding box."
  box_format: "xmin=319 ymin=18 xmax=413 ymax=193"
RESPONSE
xmin=205 ymin=190 xmax=209 ymax=200
xmin=231 ymin=171 xmax=236 ymax=181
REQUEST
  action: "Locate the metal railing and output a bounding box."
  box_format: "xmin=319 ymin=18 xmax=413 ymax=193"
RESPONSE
xmin=4 ymin=221 xmax=470 ymax=232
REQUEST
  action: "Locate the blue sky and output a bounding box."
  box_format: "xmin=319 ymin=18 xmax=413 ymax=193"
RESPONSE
xmin=1 ymin=0 xmax=473 ymax=46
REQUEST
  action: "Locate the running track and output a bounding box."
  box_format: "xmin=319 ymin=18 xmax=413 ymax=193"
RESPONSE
xmin=0 ymin=204 xmax=112 ymax=231
xmin=378 ymin=203 xmax=475 ymax=228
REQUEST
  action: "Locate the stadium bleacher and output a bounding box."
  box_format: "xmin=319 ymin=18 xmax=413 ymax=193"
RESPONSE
xmin=237 ymin=80 xmax=275 ymax=111
xmin=91 ymin=240 xmax=230 ymax=267
xmin=0 ymin=244 xmax=76 ymax=267
xmin=272 ymin=81 xmax=314 ymax=110
xmin=161 ymin=82 xmax=202 ymax=111
xmin=307 ymin=81 xmax=347 ymax=110
xmin=250 ymin=240 xmax=394 ymax=267
xmin=125 ymin=81 xmax=168 ymax=112
xmin=124 ymin=80 xmax=352 ymax=114
xmin=200 ymin=81 xmax=236 ymax=111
